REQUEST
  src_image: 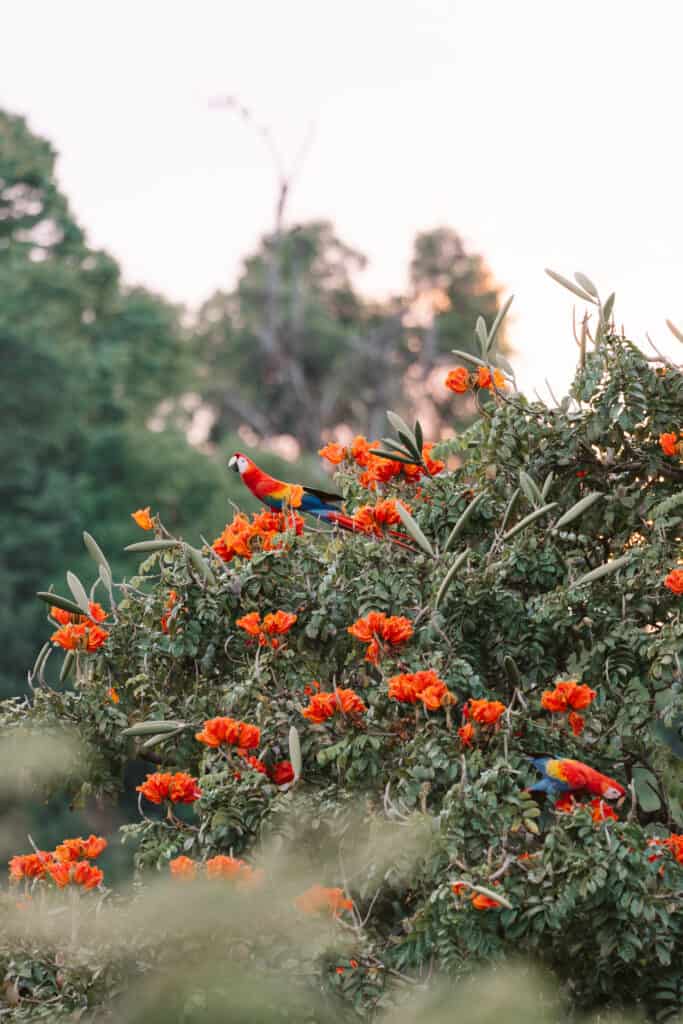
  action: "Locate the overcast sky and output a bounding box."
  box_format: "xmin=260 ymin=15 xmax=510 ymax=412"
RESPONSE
xmin=3 ymin=0 xmax=682 ymax=397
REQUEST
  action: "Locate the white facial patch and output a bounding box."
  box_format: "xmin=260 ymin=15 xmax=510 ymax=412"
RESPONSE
xmin=603 ymin=786 xmax=622 ymax=800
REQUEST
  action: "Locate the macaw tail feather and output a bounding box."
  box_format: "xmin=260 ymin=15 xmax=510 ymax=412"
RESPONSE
xmin=325 ymin=512 xmax=415 ymax=550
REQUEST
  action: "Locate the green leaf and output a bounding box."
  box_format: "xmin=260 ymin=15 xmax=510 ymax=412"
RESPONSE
xmin=487 ymin=294 xmax=514 ymax=353
xmin=475 ymin=315 xmax=489 ymax=354
xmin=503 ymin=503 xmax=558 ymax=541
xmin=602 ymin=292 xmax=615 ymax=322
xmin=83 ymin=532 xmax=111 ymax=576
xmin=36 ymin=592 xmax=86 ymax=617
xmin=545 ymin=268 xmax=597 ymax=304
xmin=369 ymin=449 xmax=421 ymax=467
xmin=572 ymin=553 xmax=632 ymax=587
xmin=122 ymin=720 xmax=186 ymax=737
xmin=387 ymin=411 xmax=417 ymax=449
xmin=124 ymin=539 xmax=181 ymax=553
xmin=444 ymin=491 xmax=487 ymax=552
xmin=289 ymin=726 xmax=302 ymax=781
xmin=519 ymin=470 xmax=542 ymax=508
xmin=66 ymin=571 xmax=90 ymax=614
xmin=633 ymin=766 xmax=661 ymax=813
xmin=574 ymin=272 xmax=599 ymax=298
xmin=665 ymin=319 xmax=683 ymax=344
xmin=60 ymin=650 xmax=75 ymax=683
xmin=434 ymin=549 xmax=469 ymax=610
xmin=185 ymin=544 xmax=216 ymax=586
xmin=541 ymin=472 xmax=554 ymax=500
xmin=450 ymin=348 xmax=490 ymax=369
xmin=140 ymin=727 xmax=185 ymax=750
xmin=395 ymin=503 xmax=434 ymax=557
xmin=551 ymin=492 xmax=603 ymax=530
xmin=414 ymin=420 xmax=424 ymax=453
xmin=504 ymin=655 xmax=521 ymax=688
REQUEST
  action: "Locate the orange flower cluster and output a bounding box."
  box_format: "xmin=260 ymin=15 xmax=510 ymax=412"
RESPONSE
xmin=458 ymin=722 xmax=475 ymax=747
xmin=347 ymin=611 xmax=413 ymax=664
xmin=295 ymin=884 xmax=353 ymax=916
xmin=270 ymin=760 xmax=295 ymax=785
xmin=302 ymin=688 xmax=367 ymax=724
xmin=212 ymin=509 xmax=305 ymax=562
xmin=659 ymin=431 xmax=683 ymax=457
xmin=50 ymin=600 xmax=109 ymax=653
xmin=471 ymin=892 xmax=502 ymax=910
xmin=54 ymin=835 xmax=107 ymax=862
xmin=647 ymin=833 xmax=683 ymax=865
xmin=387 ymin=669 xmax=455 ymax=711
xmin=445 ymin=365 xmax=506 ymax=394
xmin=555 ymin=794 xmax=618 ymax=824
xmin=136 ymin=771 xmax=202 ymax=805
xmin=541 ymin=680 xmax=597 ymax=713
xmin=47 ymin=860 xmax=104 ymax=890
xmin=169 ymin=855 xmax=263 ymax=887
xmin=664 ymin=569 xmax=683 ymax=595
xmin=131 ymin=506 xmax=154 ymax=530
xmin=351 ymin=498 xmax=411 ymax=537
xmin=319 ymin=437 xmax=444 ymax=489
xmin=195 ymin=717 xmax=261 ymax=750
xmin=236 ymin=609 xmax=297 ymax=648
xmin=160 ymin=590 xmax=179 ymax=634
xmin=9 ymin=834 xmax=107 ymax=891
xmin=465 ymin=698 xmax=506 ymax=726
xmin=8 ymin=851 xmax=54 ymax=882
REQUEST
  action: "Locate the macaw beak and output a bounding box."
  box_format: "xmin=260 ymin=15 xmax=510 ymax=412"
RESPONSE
xmin=228 ymin=455 xmax=239 ymax=474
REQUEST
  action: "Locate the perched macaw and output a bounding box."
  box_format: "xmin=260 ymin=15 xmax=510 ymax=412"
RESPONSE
xmin=529 ymin=756 xmax=625 ymax=800
xmin=228 ymin=452 xmax=410 ymax=545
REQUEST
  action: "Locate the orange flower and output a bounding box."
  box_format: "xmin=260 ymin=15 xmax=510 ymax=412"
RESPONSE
xmin=466 ymin=699 xmax=506 ymax=726
xmin=648 ymin=834 xmax=683 ymax=865
xmin=47 ymin=862 xmax=72 ymax=888
xmin=160 ymin=590 xmax=179 ymax=634
xmin=387 ymin=669 xmax=453 ymax=710
xmin=373 ymin=499 xmax=410 ymax=527
xmin=445 ymin=367 xmax=470 ymax=394
xmin=236 ymin=611 xmax=263 ymax=636
xmin=664 ymin=569 xmax=683 ymax=595
xmin=554 ymin=793 xmax=576 ymax=813
xmin=51 ymin=621 xmax=108 ymax=653
xmin=350 ymin=435 xmax=373 ymax=466
xmin=131 ymin=507 xmax=154 ymax=530
xmin=451 ymin=882 xmax=466 ymax=896
xmin=295 ymin=884 xmax=353 ymax=916
xmin=108 ymin=687 xmax=120 ymax=703
xmin=318 ymin=442 xmax=347 ymax=464
xmin=471 ymin=892 xmax=501 ymax=910
xmin=568 ymin=712 xmax=585 ymax=736
xmin=50 ymin=601 xmax=107 ymax=626
xmin=205 ymin=855 xmax=253 ymax=881
xmin=541 ymin=680 xmax=597 ymax=713
xmin=195 ymin=716 xmax=259 ymax=750
xmin=263 ymin=610 xmax=297 ymax=635
xmin=136 ymin=771 xmax=201 ymax=805
xmin=302 ymin=688 xmax=366 ymax=724
xmin=71 ymin=861 xmax=104 ymax=890
xmin=270 ymin=761 xmax=295 ymax=785
xmin=54 ymin=835 xmax=107 ymax=863
xmin=212 ymin=513 xmax=256 ymax=562
xmin=659 ymin=432 xmax=680 ymax=457
xmin=168 ymin=772 xmax=202 ymax=804
xmin=84 ymin=625 xmax=108 ymax=652
xmin=213 ymin=510 xmax=304 ymax=562
xmin=170 ymin=856 xmax=197 ymax=880
xmin=458 ymin=722 xmax=475 ymax=747
xmin=475 ymin=366 xmax=506 ymax=391
xmin=195 ymin=716 xmax=241 ymax=747
xmin=237 ymin=722 xmax=261 ymax=750
xmin=590 ymin=798 xmax=618 ymax=823
xmin=348 ymin=612 xmax=413 ymax=663
xmin=422 ymin=443 xmax=445 ymax=476
xmin=8 ymin=852 xmax=53 ymax=882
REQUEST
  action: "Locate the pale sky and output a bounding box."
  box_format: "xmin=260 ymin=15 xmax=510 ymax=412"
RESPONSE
xmin=3 ymin=0 xmax=683 ymax=398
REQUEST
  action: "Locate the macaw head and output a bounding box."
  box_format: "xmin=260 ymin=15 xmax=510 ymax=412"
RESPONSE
xmin=229 ymin=452 xmax=252 ymax=476
xmin=600 ymin=779 xmax=626 ymax=800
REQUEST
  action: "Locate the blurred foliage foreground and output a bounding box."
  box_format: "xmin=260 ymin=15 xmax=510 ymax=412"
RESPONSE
xmin=2 ymin=292 xmax=683 ymax=1022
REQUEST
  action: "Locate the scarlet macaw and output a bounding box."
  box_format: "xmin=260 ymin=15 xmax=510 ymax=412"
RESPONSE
xmin=529 ymin=756 xmax=625 ymax=800
xmin=228 ymin=452 xmax=410 ymax=544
